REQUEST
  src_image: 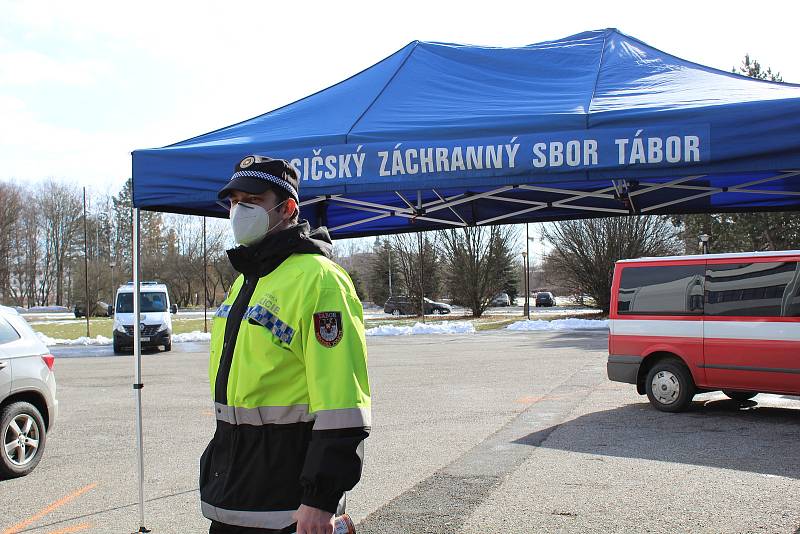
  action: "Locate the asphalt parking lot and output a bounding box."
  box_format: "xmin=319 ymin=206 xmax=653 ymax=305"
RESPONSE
xmin=1 ymin=331 xmax=798 ymax=534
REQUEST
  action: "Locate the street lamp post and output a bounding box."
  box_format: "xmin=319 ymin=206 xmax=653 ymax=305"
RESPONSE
xmin=110 ymin=260 xmax=116 ymax=300
xmin=699 ymin=234 xmax=710 ymax=255
xmin=388 ymin=247 xmax=393 ymax=297
xmin=525 ymin=224 xmax=531 ymax=320
xmin=522 ymin=251 xmax=529 ymax=319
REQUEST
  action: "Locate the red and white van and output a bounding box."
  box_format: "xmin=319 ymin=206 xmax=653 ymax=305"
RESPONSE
xmin=607 ymin=250 xmax=800 ymax=412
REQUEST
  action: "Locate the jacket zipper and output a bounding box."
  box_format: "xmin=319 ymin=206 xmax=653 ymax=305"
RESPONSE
xmin=214 ymin=274 xmax=258 ymax=405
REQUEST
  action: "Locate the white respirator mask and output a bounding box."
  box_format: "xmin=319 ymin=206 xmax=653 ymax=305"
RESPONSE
xmin=229 ymin=200 xmax=287 ymax=246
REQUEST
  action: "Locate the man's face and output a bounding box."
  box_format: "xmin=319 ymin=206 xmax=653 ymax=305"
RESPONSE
xmin=227 ymin=189 xmax=290 ymax=230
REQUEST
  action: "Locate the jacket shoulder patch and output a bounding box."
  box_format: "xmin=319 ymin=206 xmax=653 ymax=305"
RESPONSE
xmin=313 ymin=311 xmax=343 ymax=348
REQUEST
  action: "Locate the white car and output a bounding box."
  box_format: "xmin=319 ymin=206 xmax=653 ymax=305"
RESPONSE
xmin=112 ymin=282 xmax=177 ymax=354
xmin=0 ymin=305 xmax=58 ymax=478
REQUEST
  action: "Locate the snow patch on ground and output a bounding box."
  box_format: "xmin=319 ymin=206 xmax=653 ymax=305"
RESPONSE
xmin=172 ymin=331 xmax=212 ymax=343
xmin=37 ymin=333 xmax=113 ymax=346
xmin=37 ymin=330 xmax=212 ymax=345
xmin=366 ymin=321 xmax=475 ymax=336
xmin=506 ymin=318 xmax=609 ymax=331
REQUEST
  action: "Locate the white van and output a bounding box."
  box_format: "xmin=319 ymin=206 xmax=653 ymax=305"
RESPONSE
xmin=112 ymin=282 xmax=176 ymax=355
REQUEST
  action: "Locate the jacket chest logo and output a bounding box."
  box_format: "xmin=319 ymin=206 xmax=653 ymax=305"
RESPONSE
xmin=314 ymin=311 xmax=343 ymax=347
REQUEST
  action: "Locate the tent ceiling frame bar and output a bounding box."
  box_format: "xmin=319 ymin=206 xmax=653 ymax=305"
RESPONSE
xmin=641 ymin=189 xmax=722 ymax=213
xmin=552 ymin=203 xmax=630 ymax=214
xmin=330 ymin=213 xmax=391 ymax=232
xmin=518 ymin=184 xmax=616 ymax=200
xmin=405 ymin=214 xmax=465 ymax=226
xmin=329 ymin=197 xmax=465 ymax=227
xmin=731 ymin=170 xmax=800 ymax=190
xmin=478 ymin=204 xmax=547 ymax=225
xmin=300 ymin=196 xmax=328 ymax=207
xmin=629 ymin=175 xmax=706 ymax=197
xmin=432 ymin=189 xmax=468 ymax=225
xmin=395 ymin=191 xmax=416 ymax=211
xmin=421 ymin=192 xmax=464 ymax=209
xmin=425 ymin=186 xmax=515 ymax=213
xmin=483 ymin=195 xmax=548 ymax=207
xmin=731 ymin=189 xmax=800 ymax=196
xmin=556 ymin=185 xmax=618 ymax=203
xmin=329 ymin=196 xmax=415 ymax=214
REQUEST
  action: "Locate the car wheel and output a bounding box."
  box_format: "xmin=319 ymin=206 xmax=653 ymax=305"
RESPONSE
xmin=722 ymin=390 xmax=758 ymax=402
xmin=163 ymin=339 xmax=172 ymax=352
xmin=391 ymin=309 xmax=400 ymax=316
xmin=0 ymin=401 xmax=47 ymax=479
xmin=432 ymin=309 xmax=441 ymax=315
xmin=645 ymin=359 xmax=695 ymax=412
xmin=113 ymin=341 xmax=123 ymax=355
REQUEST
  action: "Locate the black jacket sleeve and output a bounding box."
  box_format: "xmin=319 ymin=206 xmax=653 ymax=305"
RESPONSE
xmin=300 ymin=427 xmax=370 ymax=513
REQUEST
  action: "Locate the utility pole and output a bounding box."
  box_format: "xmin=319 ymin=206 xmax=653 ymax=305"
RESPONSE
xmin=82 ymin=187 xmax=90 ymax=337
xmin=203 ymin=217 xmax=208 ymax=333
xmin=388 ymin=246 xmax=393 ymax=297
xmin=417 ymin=191 xmax=425 ymax=323
xmin=525 ymin=223 xmax=531 ymax=320
xmin=522 ymin=251 xmax=529 ymax=319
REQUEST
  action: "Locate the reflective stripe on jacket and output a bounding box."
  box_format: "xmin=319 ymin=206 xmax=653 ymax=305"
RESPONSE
xmin=200 ymin=249 xmax=370 ymax=530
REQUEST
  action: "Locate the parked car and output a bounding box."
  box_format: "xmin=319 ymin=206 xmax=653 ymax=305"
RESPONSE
xmin=112 ymin=282 xmax=177 ymax=354
xmin=607 ymin=250 xmax=800 ymax=412
xmin=490 ymin=293 xmax=511 ymax=307
xmin=384 ymin=296 xmax=452 ymax=315
xmin=535 ymin=291 xmax=556 ymax=307
xmin=0 ymin=305 xmax=58 ymax=478
xmin=73 ymin=300 xmax=112 ymax=318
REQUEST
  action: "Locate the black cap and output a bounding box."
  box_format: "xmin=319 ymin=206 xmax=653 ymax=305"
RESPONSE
xmin=217 ymin=155 xmax=300 ymax=203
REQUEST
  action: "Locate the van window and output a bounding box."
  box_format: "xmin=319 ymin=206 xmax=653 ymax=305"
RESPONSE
xmin=116 ymin=292 xmax=168 ymax=313
xmin=705 ymin=261 xmax=800 ymax=317
xmin=0 ymin=316 xmax=20 ymax=345
xmin=617 ymin=265 xmax=705 ymax=315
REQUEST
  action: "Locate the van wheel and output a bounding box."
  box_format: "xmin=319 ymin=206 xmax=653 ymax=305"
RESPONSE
xmin=645 ymin=359 xmax=695 ymax=413
xmin=163 ymin=340 xmax=172 ymax=352
xmin=113 ymin=341 xmax=123 ymax=355
xmin=0 ymin=402 xmax=47 ymax=479
xmin=723 ymin=390 xmax=758 ymax=402
xmin=391 ymin=309 xmax=400 ymax=316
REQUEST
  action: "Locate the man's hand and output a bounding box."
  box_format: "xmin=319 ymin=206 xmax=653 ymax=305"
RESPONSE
xmin=294 ymin=504 xmax=335 ymax=534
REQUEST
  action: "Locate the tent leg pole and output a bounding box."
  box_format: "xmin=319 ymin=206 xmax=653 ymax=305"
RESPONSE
xmin=132 ymin=208 xmax=151 ymax=533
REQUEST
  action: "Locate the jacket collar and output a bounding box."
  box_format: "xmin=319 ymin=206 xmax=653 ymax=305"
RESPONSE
xmin=226 ymin=221 xmax=333 ymax=277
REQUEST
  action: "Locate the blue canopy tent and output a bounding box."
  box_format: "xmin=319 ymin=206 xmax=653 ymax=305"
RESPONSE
xmin=133 ymin=28 xmax=800 ymax=238
xmin=127 ymin=28 xmax=800 ymax=531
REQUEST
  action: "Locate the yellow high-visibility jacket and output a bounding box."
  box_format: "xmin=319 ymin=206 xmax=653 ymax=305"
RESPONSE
xmin=200 ymin=223 xmax=370 ymax=531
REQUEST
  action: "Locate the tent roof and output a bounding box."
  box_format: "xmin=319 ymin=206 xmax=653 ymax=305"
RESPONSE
xmin=132 ymin=28 xmax=800 ymax=237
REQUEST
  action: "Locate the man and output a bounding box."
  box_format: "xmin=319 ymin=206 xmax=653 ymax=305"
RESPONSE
xmin=200 ymin=155 xmax=371 ymax=534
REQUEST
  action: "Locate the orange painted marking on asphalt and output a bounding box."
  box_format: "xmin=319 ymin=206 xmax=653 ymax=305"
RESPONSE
xmin=515 ymin=394 xmax=565 ymax=404
xmin=2 ymin=483 xmax=97 ymax=534
xmin=45 ymin=522 xmax=92 ymax=534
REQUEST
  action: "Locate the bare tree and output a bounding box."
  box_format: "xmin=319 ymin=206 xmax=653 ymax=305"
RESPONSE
xmin=542 ymin=216 xmax=680 ymax=312
xmin=388 ymin=232 xmax=440 ymax=315
xmin=37 ymin=180 xmax=83 ymax=306
xmin=0 ymin=183 xmax=22 ymax=304
xmin=439 ymin=225 xmax=518 ymax=317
